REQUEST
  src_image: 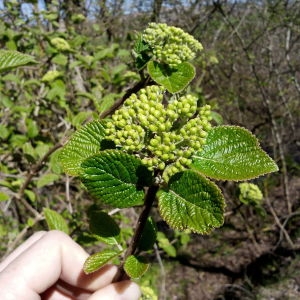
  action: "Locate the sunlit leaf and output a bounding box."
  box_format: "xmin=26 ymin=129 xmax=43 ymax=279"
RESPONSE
xmin=158 ymin=170 xmax=225 ymax=234
xmin=157 ymin=232 xmax=176 ymax=257
xmin=43 ymin=208 xmax=69 ymax=234
xmin=147 ymin=61 xmax=195 ymax=93
xmin=81 ymin=150 xmax=152 ymax=208
xmin=124 ymin=255 xmax=149 ymax=279
xmin=192 ymin=126 xmax=279 ymax=181
xmin=84 ymin=249 xmax=121 ymax=274
xmin=0 ymin=50 xmax=36 ymax=72
xmin=59 ymin=120 xmax=106 ymax=176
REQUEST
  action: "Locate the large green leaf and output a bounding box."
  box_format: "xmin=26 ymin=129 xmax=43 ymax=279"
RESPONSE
xmin=147 ymin=61 xmax=195 ymax=93
xmin=158 ymin=170 xmax=225 ymax=234
xmin=43 ymin=208 xmax=69 ymax=234
xmin=124 ymin=255 xmax=149 ymax=279
xmin=192 ymin=126 xmax=279 ymax=181
xmin=59 ymin=120 xmax=106 ymax=176
xmin=89 ymin=210 xmax=121 ymax=245
xmin=0 ymin=50 xmax=36 ymax=72
xmin=83 ymin=249 xmax=122 ymax=274
xmin=81 ymin=150 xmax=152 ymax=208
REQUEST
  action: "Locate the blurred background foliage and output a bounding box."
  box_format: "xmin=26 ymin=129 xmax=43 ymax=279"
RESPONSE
xmin=0 ymin=0 xmax=299 ymax=299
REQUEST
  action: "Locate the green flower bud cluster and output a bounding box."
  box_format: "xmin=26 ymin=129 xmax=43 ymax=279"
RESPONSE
xmin=105 ymin=85 xmax=212 ymax=182
xmin=162 ymin=105 xmax=212 ymax=182
xmin=105 ymin=85 xmax=165 ymax=152
xmin=106 ymin=122 xmax=145 ymax=151
xmin=167 ymin=94 xmax=198 ymax=119
xmin=143 ymin=23 xmax=203 ymax=68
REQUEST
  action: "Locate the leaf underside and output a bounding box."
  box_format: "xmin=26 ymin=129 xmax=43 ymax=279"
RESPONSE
xmin=43 ymin=208 xmax=69 ymax=234
xmin=147 ymin=61 xmax=195 ymax=93
xmin=83 ymin=249 xmax=121 ymax=274
xmin=89 ymin=210 xmax=121 ymax=245
xmin=192 ymin=125 xmax=278 ymax=181
xmin=124 ymin=255 xmax=149 ymax=279
xmin=158 ymin=170 xmax=225 ymax=234
xmin=81 ymin=150 xmax=151 ymax=208
xmin=59 ymin=120 xmax=106 ymax=176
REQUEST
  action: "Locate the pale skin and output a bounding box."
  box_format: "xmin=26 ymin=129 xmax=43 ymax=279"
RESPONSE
xmin=0 ymin=230 xmax=141 ymax=300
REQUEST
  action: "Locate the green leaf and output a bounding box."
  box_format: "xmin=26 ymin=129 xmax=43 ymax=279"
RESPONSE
xmin=138 ymin=217 xmax=157 ymax=251
xmin=0 ymin=50 xmax=36 ymax=72
xmin=157 ymin=232 xmax=176 ymax=257
xmin=192 ymin=126 xmax=279 ymax=181
xmin=89 ymin=210 xmax=121 ymax=245
xmin=24 ymin=189 xmax=36 ymax=202
xmin=83 ymin=249 xmax=121 ymax=274
xmin=124 ymin=255 xmax=149 ymax=279
xmin=81 ymin=150 xmax=152 ymax=208
xmin=147 ymin=61 xmax=195 ymax=93
xmin=59 ymin=120 xmax=106 ymax=176
xmin=158 ymin=170 xmax=225 ymax=234
xmin=36 ymin=173 xmax=59 ymax=188
xmin=0 ymin=192 xmax=9 ymax=202
xmin=43 ymin=208 xmax=69 ymax=234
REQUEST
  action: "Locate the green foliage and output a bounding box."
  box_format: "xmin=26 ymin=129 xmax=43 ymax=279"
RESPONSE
xmin=157 ymin=231 xmax=177 ymax=257
xmin=238 ymin=182 xmax=263 ymax=205
xmin=56 ymin=22 xmax=278 ymax=280
xmin=43 ymin=208 xmax=69 ymax=234
xmin=89 ymin=210 xmax=121 ymax=245
xmin=124 ymin=255 xmax=150 ymax=279
xmin=59 ymin=121 xmax=106 ymax=176
xmin=192 ymin=126 xmax=279 ymax=180
xmin=158 ymin=170 xmax=225 ymax=234
xmin=83 ymin=249 xmax=122 ymax=274
xmin=147 ymin=61 xmax=195 ymax=93
xmin=0 ymin=50 xmax=36 ymax=72
xmin=0 ymin=10 xmax=280 ymax=291
xmin=81 ymin=151 xmax=152 ymax=208
xmin=138 ymin=217 xmax=157 ymax=251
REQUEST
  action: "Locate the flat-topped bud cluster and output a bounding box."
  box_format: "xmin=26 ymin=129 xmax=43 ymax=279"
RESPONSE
xmin=142 ymin=23 xmax=203 ymax=68
xmin=105 ymin=85 xmax=212 ymax=182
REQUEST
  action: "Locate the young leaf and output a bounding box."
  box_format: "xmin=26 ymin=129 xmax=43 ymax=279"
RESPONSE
xmin=0 ymin=50 xmax=36 ymax=72
xmin=59 ymin=120 xmax=106 ymax=176
xmin=192 ymin=126 xmax=279 ymax=181
xmin=89 ymin=210 xmax=121 ymax=245
xmin=43 ymin=208 xmax=69 ymax=234
xmin=36 ymin=173 xmax=59 ymax=188
xmin=81 ymin=150 xmax=152 ymax=208
xmin=157 ymin=231 xmax=176 ymax=257
xmin=83 ymin=249 xmax=122 ymax=274
xmin=158 ymin=170 xmax=225 ymax=234
xmin=124 ymin=255 xmax=149 ymax=279
xmin=0 ymin=192 xmax=9 ymax=202
xmin=147 ymin=61 xmax=195 ymax=93
xmin=138 ymin=217 xmax=157 ymax=251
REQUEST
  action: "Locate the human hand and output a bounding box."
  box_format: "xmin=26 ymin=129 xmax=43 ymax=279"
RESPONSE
xmin=0 ymin=230 xmax=141 ymax=300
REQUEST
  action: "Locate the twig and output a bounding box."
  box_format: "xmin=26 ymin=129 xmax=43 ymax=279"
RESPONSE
xmin=265 ymin=195 xmax=294 ymax=250
xmin=65 ymin=175 xmax=72 ymax=214
xmin=154 ymin=243 xmax=166 ymax=300
xmin=275 ymin=211 xmax=300 ymax=250
xmin=100 ymin=75 xmax=151 ymax=119
xmin=15 ymin=142 xmax=63 ymax=218
xmin=215 ymin=1 xmax=292 ymax=214
xmin=2 ymin=214 xmax=44 ymax=260
xmin=113 ymin=183 xmax=159 ymax=282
